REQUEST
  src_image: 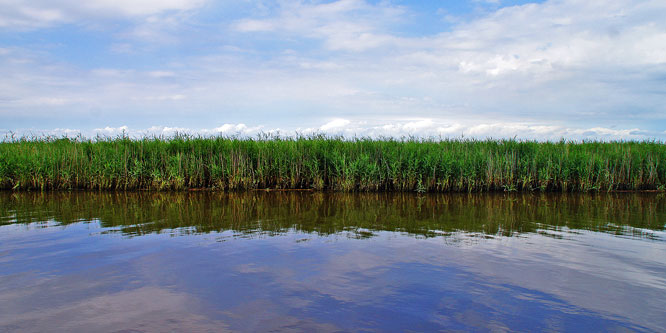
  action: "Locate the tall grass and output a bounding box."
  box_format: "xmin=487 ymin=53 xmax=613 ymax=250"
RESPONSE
xmin=1 ymin=135 xmax=664 ymax=192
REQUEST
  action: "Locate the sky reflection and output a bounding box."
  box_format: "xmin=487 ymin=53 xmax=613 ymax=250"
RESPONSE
xmin=0 ymin=193 xmax=664 ymax=331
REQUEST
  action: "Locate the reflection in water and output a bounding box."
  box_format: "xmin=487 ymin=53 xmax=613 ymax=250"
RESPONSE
xmin=0 ymin=192 xmax=665 ymax=332
xmin=1 ymin=191 xmax=664 ymax=239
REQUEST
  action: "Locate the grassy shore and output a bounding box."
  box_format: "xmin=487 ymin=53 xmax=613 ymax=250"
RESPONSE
xmin=1 ymin=135 xmax=664 ymax=192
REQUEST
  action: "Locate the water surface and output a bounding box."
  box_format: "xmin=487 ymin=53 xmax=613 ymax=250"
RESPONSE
xmin=1 ymin=192 xmax=665 ymax=332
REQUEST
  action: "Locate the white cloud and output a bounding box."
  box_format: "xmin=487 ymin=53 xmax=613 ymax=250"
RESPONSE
xmin=403 ymin=119 xmax=434 ymax=131
xmin=148 ymin=71 xmax=176 ymax=78
xmin=440 ymin=0 xmax=666 ymax=77
xmin=224 ymin=0 xmax=666 ymax=123
xmin=94 ymin=125 xmax=129 ymax=135
xmin=212 ymin=123 xmax=264 ymax=135
xmin=234 ymin=19 xmax=274 ymax=32
xmin=82 ymin=0 xmax=206 ymax=16
xmin=0 ymin=0 xmax=206 ymax=29
xmin=233 ymin=0 xmax=405 ymax=51
xmin=320 ymin=119 xmax=351 ymax=131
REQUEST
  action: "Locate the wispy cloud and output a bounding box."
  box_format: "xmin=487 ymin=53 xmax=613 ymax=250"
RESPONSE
xmin=233 ymin=0 xmax=405 ymax=51
xmin=0 ymin=0 xmax=207 ymax=29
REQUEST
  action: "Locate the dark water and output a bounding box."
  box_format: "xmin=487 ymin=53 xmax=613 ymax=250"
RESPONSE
xmin=1 ymin=192 xmax=665 ymax=332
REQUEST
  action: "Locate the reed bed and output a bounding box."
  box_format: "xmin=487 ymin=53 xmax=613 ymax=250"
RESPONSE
xmin=0 ymin=135 xmax=664 ymax=192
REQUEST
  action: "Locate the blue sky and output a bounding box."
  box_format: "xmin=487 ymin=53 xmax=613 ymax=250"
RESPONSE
xmin=1 ymin=0 xmax=665 ymax=140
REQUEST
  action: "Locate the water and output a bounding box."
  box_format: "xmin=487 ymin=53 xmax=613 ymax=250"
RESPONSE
xmin=1 ymin=192 xmax=665 ymax=332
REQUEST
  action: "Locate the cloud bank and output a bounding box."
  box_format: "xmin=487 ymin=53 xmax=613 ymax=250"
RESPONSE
xmin=3 ymin=119 xmax=659 ymax=142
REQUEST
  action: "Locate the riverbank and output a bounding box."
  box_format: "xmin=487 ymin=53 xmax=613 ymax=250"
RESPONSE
xmin=1 ymin=136 xmax=664 ymax=192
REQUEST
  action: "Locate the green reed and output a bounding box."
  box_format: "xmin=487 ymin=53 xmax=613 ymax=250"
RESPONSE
xmin=1 ymin=135 xmax=664 ymax=192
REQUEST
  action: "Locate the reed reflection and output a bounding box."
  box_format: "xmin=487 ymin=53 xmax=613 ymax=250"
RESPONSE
xmin=1 ymin=192 xmax=664 ymax=239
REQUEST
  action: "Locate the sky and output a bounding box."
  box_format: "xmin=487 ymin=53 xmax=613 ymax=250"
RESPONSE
xmin=1 ymin=0 xmax=665 ymax=140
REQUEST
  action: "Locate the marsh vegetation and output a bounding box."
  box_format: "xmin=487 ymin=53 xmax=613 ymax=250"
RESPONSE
xmin=1 ymin=135 xmax=664 ymax=192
